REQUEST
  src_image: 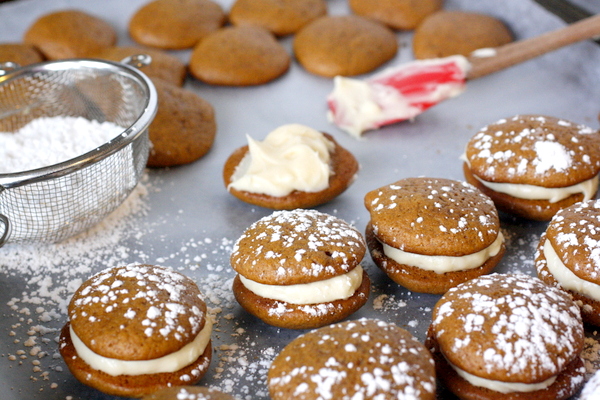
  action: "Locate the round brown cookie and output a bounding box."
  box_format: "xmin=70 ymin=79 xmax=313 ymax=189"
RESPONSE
xmin=91 ymin=46 xmax=187 ymax=87
xmin=426 ymin=273 xmax=585 ymax=400
xmin=190 ymin=26 xmax=290 ymax=86
xmin=293 ymin=15 xmax=398 ymax=78
xmin=147 ymin=78 xmax=216 ymax=167
xmin=535 ymin=199 xmax=600 ymax=326
xmin=223 ymin=132 xmax=358 ymax=210
xmin=229 ymin=0 xmax=327 ymax=36
xmin=268 ymin=318 xmax=436 ymax=400
xmin=23 ymin=10 xmax=117 ymax=60
xmin=0 ymin=43 xmax=44 ymax=66
xmin=413 ymin=11 xmax=513 ymax=59
xmin=348 ymin=0 xmax=443 ymax=30
xmin=59 ymin=264 xmax=212 ymax=397
xmin=142 ymin=386 xmax=237 ymax=400
xmin=363 ymin=177 xmax=504 ymax=294
xmin=128 ymin=0 xmax=226 ymax=50
xmin=463 ymin=114 xmax=600 ymax=221
xmin=230 ymin=209 xmax=370 ymax=329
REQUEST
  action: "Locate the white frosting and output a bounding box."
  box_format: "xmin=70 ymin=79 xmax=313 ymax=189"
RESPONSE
xmin=70 ymin=318 xmax=212 ymax=376
xmin=239 ymin=265 xmax=363 ymax=305
xmin=228 ymin=124 xmax=334 ymax=197
xmin=543 ymin=239 xmax=600 ymax=301
xmin=382 ymin=232 xmax=504 ymax=273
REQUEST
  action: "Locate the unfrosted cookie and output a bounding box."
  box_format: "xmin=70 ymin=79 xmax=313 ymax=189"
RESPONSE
xmin=268 ymin=318 xmax=436 ymax=400
xmin=128 ymin=0 xmax=226 ymax=50
xmin=426 ymin=273 xmax=585 ymax=400
xmin=189 ymin=26 xmax=290 ymax=86
xmin=223 ymin=124 xmax=358 ymax=210
xmin=59 ymin=264 xmax=213 ymax=398
xmin=463 ymin=115 xmax=600 ymax=221
xmin=364 ymin=177 xmax=504 ymax=294
xmin=348 ymin=0 xmax=443 ymax=30
xmin=24 ymin=10 xmax=117 ymax=60
xmin=91 ymin=46 xmax=187 ymax=87
xmin=230 ymin=209 xmax=370 ymax=329
xmin=229 ymin=0 xmax=327 ymax=36
xmin=413 ymin=11 xmax=513 ymax=59
xmin=142 ymin=386 xmax=237 ymax=400
xmin=535 ymin=199 xmax=600 ymax=326
xmin=293 ymin=15 xmax=398 ymax=77
xmin=0 ymin=43 xmax=44 ymax=66
xmin=147 ymin=79 xmax=216 ymax=167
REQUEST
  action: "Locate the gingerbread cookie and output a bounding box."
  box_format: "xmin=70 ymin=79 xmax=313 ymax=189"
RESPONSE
xmin=0 ymin=43 xmax=44 ymax=66
xmin=426 ymin=273 xmax=585 ymax=400
xmin=293 ymin=15 xmax=398 ymax=77
xmin=142 ymin=386 xmax=237 ymax=400
xmin=223 ymin=124 xmax=358 ymax=210
xmin=413 ymin=11 xmax=513 ymax=59
xmin=230 ymin=209 xmax=370 ymax=329
xmin=348 ymin=0 xmax=443 ymax=30
xmin=147 ymin=79 xmax=216 ymax=167
xmin=229 ymin=0 xmax=327 ymax=36
xmin=59 ymin=264 xmax=213 ymax=398
xmin=268 ymin=318 xmax=436 ymax=400
xmin=128 ymin=0 xmax=226 ymax=50
xmin=364 ymin=177 xmax=504 ymax=294
xmin=24 ymin=10 xmax=117 ymax=60
xmin=463 ymin=115 xmax=600 ymax=221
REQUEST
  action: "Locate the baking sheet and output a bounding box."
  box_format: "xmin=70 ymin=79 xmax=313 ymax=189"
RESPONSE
xmin=1 ymin=0 xmax=600 ymax=399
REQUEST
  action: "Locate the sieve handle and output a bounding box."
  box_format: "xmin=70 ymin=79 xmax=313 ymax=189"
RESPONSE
xmin=0 ymin=62 xmax=20 ymax=77
xmin=0 ymin=213 xmax=10 ymax=248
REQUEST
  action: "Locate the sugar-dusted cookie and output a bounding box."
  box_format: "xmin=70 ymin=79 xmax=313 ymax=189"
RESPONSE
xmin=426 ymin=273 xmax=586 ymax=400
xmin=223 ymin=124 xmax=358 ymax=210
xmin=535 ymin=199 xmax=600 ymax=326
xmin=364 ymin=177 xmax=504 ymax=294
xmin=348 ymin=0 xmax=443 ymax=30
xmin=268 ymin=318 xmax=436 ymax=400
xmin=581 ymin=370 xmax=600 ymax=400
xmin=142 ymin=386 xmax=237 ymax=400
xmin=190 ymin=26 xmax=290 ymax=86
xmin=24 ymin=10 xmax=117 ymax=60
xmin=0 ymin=43 xmax=44 ymax=66
xmin=463 ymin=115 xmax=600 ymax=221
xmin=147 ymin=78 xmax=216 ymax=167
xmin=59 ymin=264 xmax=213 ymax=398
xmin=293 ymin=15 xmax=398 ymax=77
xmin=128 ymin=0 xmax=226 ymax=50
xmin=230 ymin=209 xmax=370 ymax=329
xmin=229 ymin=0 xmax=327 ymax=36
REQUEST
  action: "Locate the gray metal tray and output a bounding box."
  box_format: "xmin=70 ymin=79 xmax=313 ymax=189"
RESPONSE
xmin=1 ymin=0 xmax=600 ymax=399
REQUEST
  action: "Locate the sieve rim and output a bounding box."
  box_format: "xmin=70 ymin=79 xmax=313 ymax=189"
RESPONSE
xmin=0 ymin=58 xmax=158 ymax=188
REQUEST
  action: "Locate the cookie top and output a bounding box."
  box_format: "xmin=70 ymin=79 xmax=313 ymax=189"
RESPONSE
xmin=545 ymin=199 xmax=600 ymax=284
xmin=142 ymin=386 xmax=237 ymax=400
xmin=430 ymin=273 xmax=584 ymax=383
xmin=413 ymin=11 xmax=513 ymax=59
xmin=364 ymin=177 xmax=500 ymax=256
xmin=348 ymin=0 xmax=443 ymax=30
xmin=0 ymin=43 xmax=44 ymax=66
xmin=230 ymin=209 xmax=366 ymax=285
xmin=24 ymin=10 xmax=117 ymax=60
xmin=464 ymin=114 xmax=600 ymax=187
xmin=68 ymin=264 xmax=208 ymax=361
xmin=91 ymin=46 xmax=187 ymax=87
xmin=189 ymin=25 xmax=291 ymax=86
xmin=268 ymin=318 xmax=436 ymax=400
xmin=128 ymin=0 xmax=226 ymax=50
xmin=293 ymin=15 xmax=398 ymax=77
xmin=229 ymin=0 xmax=327 ymax=36
xmin=147 ymin=78 xmax=216 ymax=167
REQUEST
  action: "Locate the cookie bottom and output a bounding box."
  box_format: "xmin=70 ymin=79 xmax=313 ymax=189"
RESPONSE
xmin=463 ymin=163 xmax=587 ymax=221
xmin=366 ymin=223 xmax=504 ymax=294
xmin=232 ymin=270 xmax=370 ymax=329
xmin=59 ymin=323 xmax=212 ymax=398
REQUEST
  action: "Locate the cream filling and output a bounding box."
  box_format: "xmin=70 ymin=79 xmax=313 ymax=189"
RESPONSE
xmin=544 ymin=239 xmax=600 ymax=301
xmin=70 ymin=318 xmax=212 ymax=376
xmin=239 ymin=265 xmax=363 ymax=305
xmin=382 ymin=232 xmax=504 ymax=273
xmin=228 ymin=124 xmax=334 ymax=197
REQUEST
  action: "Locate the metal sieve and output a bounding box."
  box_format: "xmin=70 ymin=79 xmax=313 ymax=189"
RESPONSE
xmin=0 ymin=56 xmax=158 ymax=247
